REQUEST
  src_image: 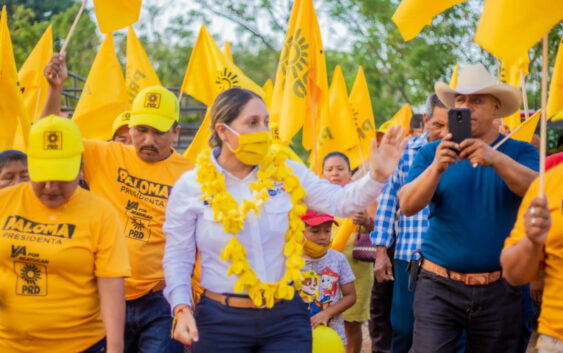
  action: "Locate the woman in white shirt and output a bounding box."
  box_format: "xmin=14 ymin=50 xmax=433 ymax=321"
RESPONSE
xmin=163 ymin=88 xmax=405 ymax=353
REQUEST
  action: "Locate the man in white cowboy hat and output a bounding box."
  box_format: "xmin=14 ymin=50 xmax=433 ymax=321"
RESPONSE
xmin=397 ymin=63 xmax=539 ymax=352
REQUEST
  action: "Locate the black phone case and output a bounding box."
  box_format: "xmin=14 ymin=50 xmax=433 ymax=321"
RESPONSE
xmin=448 ymin=108 xmax=472 ymax=144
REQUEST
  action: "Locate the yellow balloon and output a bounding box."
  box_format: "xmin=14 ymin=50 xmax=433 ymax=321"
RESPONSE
xmin=312 ymin=325 xmax=344 ymax=353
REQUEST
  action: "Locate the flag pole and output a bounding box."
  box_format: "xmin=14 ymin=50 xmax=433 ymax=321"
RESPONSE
xmin=60 ymin=0 xmax=87 ymax=55
xmin=520 ymin=70 xmax=529 ymax=120
xmin=539 ymin=35 xmax=548 ymax=196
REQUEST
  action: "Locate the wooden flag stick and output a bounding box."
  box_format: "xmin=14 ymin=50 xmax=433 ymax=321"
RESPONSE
xmin=520 ymin=70 xmax=530 ymax=120
xmin=60 ymin=0 xmax=87 ymax=55
xmin=539 ymin=35 xmax=548 ymax=196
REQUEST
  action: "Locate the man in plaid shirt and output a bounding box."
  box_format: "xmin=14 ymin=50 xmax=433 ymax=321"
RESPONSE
xmin=371 ymin=94 xmax=448 ymax=353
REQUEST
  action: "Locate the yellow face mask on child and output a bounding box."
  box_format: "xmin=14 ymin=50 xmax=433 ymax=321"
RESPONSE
xmin=223 ymin=124 xmax=272 ymax=166
xmin=303 ymin=240 xmax=332 ymax=258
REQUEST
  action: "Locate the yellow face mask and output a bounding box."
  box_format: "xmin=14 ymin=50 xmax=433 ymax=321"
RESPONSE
xmin=223 ymin=124 xmax=272 ymax=166
xmin=303 ymin=239 xmax=332 ymax=258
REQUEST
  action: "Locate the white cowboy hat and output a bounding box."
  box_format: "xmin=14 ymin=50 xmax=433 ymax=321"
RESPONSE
xmin=435 ymin=63 xmax=522 ymax=118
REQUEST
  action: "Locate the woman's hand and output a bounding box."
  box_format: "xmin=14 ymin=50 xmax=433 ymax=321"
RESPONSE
xmin=369 ymin=125 xmax=407 ymax=183
xmin=172 ymin=305 xmax=199 ymax=345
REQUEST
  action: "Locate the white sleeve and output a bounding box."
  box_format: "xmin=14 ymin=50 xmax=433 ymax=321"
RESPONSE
xmin=163 ymin=170 xmax=198 ymax=311
xmin=288 ymin=160 xmax=385 ymax=218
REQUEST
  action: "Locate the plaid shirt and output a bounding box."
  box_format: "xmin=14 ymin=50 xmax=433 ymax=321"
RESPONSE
xmin=371 ymin=132 xmax=430 ymax=261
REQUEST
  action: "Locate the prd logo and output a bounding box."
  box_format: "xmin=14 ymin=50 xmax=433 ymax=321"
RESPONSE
xmin=144 ymin=92 xmax=161 ymax=109
xmin=14 ymin=262 xmax=47 ymax=296
xmin=44 ymin=131 xmax=62 ymax=150
xmin=215 ymin=68 xmax=240 ymax=91
xmin=279 ymin=28 xmax=310 ymax=98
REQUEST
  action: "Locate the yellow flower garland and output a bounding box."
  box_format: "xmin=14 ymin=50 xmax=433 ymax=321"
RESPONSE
xmin=196 ymin=149 xmax=307 ymax=308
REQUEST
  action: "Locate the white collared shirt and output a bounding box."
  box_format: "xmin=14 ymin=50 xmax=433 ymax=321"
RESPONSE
xmin=162 ymin=151 xmax=384 ymax=310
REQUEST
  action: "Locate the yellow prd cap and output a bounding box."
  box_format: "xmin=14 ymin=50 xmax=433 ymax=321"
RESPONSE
xmin=130 ymin=86 xmax=179 ymax=132
xmin=27 ymin=115 xmax=84 ymax=182
xmin=112 ymin=110 xmax=131 ymax=137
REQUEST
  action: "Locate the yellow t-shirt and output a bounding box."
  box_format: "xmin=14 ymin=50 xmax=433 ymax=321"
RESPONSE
xmin=0 ymin=183 xmax=130 ymax=353
xmin=504 ymin=163 xmax=563 ymax=340
xmin=83 ymin=140 xmax=194 ymax=299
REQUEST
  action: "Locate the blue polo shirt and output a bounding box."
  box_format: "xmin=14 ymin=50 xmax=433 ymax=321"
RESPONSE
xmin=405 ymin=135 xmax=539 ymax=273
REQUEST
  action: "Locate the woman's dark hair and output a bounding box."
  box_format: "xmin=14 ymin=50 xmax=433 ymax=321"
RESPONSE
xmin=0 ymin=150 xmax=27 ymax=172
xmin=208 ymin=88 xmax=263 ymax=149
xmin=322 ymin=151 xmax=351 ymax=171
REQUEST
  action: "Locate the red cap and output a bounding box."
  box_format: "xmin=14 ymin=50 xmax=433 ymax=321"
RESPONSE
xmin=300 ymin=209 xmax=339 ymax=226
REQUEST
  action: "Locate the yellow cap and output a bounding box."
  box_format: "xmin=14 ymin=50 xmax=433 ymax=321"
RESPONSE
xmin=130 ymin=86 xmax=179 ymax=132
xmin=27 ymin=115 xmax=84 ymax=182
xmin=112 ymin=110 xmax=131 ymax=137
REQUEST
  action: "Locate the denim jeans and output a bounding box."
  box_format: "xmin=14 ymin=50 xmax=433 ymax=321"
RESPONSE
xmin=412 ymin=270 xmax=522 ymax=353
xmin=82 ymin=338 xmax=106 ymax=353
xmin=191 ymin=293 xmax=312 ymax=353
xmin=125 ymin=290 xmax=184 ymax=353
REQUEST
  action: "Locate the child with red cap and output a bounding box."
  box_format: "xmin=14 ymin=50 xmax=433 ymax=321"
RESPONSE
xmin=300 ymin=209 xmax=356 ymax=345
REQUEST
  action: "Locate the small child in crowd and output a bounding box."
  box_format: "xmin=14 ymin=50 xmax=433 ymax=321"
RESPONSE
xmin=300 ymin=209 xmax=356 ymax=345
xmin=0 ymin=150 xmax=28 ymax=190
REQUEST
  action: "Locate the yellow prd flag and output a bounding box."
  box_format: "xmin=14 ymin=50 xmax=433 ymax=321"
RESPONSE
xmin=392 ymin=0 xmax=467 ymax=41
xmin=311 ymin=65 xmax=359 ymax=173
xmin=378 ymin=103 xmax=412 ymax=136
xmin=348 ymin=66 xmax=376 ymax=170
xmin=223 ymin=41 xmax=233 ymax=63
xmin=500 ymin=56 xmax=529 ymax=131
xmin=181 ymin=24 xmax=264 ymax=161
xmin=547 ymin=35 xmax=563 ymax=119
xmin=72 ymin=34 xmax=127 ymax=141
xmin=270 ymin=0 xmax=329 ymax=152
xmin=262 ymin=79 xmax=274 ymax=109
xmin=474 ymin=0 xmax=563 ymax=64
xmin=93 ymin=0 xmax=142 ymax=34
xmin=449 ymin=62 xmax=459 ymax=89
xmin=180 ymin=25 xmax=263 ymax=106
xmin=18 ymin=25 xmax=52 ymax=124
xmin=0 ymin=6 xmax=30 ymax=150
xmin=126 ymin=26 xmax=161 ymax=108
xmin=511 ymin=110 xmax=541 ymax=143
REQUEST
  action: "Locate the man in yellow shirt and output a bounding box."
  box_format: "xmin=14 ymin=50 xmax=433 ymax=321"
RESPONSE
xmin=501 ymin=163 xmax=563 ymax=352
xmin=42 ymin=53 xmax=193 ymax=353
xmin=0 ymin=115 xmax=130 ymax=353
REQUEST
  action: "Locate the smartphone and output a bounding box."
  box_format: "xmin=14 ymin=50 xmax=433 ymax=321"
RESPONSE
xmin=448 ymin=108 xmax=472 ymax=144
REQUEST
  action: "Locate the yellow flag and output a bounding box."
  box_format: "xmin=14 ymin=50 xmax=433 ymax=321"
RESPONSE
xmin=126 ymin=26 xmax=161 ymax=108
xmin=392 ymin=0 xmax=467 ymax=41
xmin=500 ymin=56 xmax=529 ymax=131
xmin=181 ymin=25 xmax=263 ymax=161
xmin=0 ymin=6 xmax=29 ymax=150
xmin=474 ymin=0 xmax=563 ymax=64
xmin=180 ymin=25 xmax=263 ymax=106
xmin=311 ymin=65 xmax=359 ymax=172
xmin=547 ymin=35 xmax=563 ymax=119
xmin=262 ymin=79 xmax=274 ymax=109
xmin=223 ymin=41 xmax=233 ymax=62
xmin=449 ymin=62 xmax=459 ymax=88
xmin=18 ymin=25 xmax=52 ymax=124
xmin=270 ymin=0 xmax=329 ymax=151
xmin=72 ymin=34 xmax=127 ymax=141
xmin=93 ymin=0 xmax=142 ymax=33
xmin=378 ymin=103 xmax=412 ymax=136
xmin=511 ymin=110 xmax=541 ymax=143
xmin=348 ymin=66 xmax=376 ymax=170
